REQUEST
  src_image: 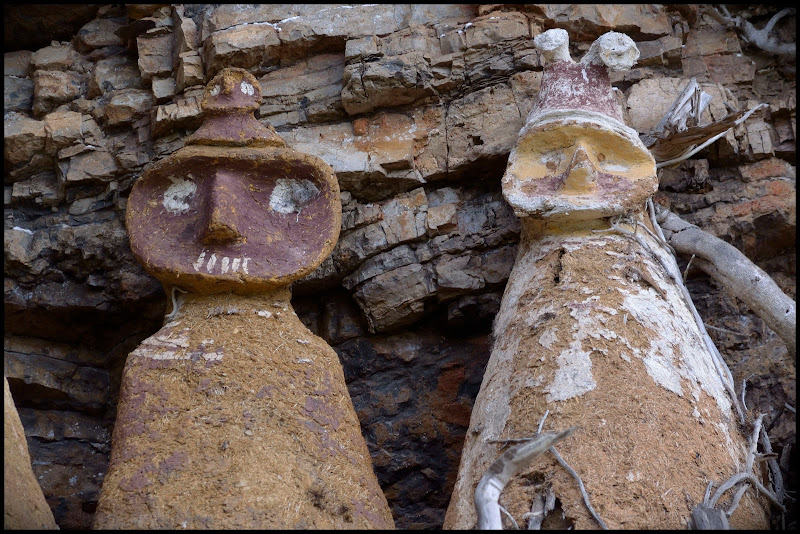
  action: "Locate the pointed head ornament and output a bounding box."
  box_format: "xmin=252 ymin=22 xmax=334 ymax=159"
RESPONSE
xmin=502 ymin=29 xmax=658 ymax=220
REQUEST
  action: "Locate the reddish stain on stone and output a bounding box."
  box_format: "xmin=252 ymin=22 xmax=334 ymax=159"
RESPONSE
xmin=531 ymin=61 xmax=621 ymax=122
xmin=303 ymin=396 xmax=342 ymax=430
xmin=255 ymin=385 xmax=274 ymax=398
xmin=118 ymin=471 xmax=150 ymax=492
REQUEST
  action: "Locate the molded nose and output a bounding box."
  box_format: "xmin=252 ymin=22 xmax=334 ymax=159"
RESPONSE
xmin=564 ymin=145 xmax=597 ymax=191
xmin=202 ymin=170 xmax=243 ymax=244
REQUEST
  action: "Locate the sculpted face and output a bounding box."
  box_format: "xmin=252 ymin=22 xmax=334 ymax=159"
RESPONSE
xmin=126 ymin=147 xmax=341 ymax=293
xmin=502 ymin=111 xmax=657 ymax=220
xmin=125 ymin=68 xmax=341 ymax=294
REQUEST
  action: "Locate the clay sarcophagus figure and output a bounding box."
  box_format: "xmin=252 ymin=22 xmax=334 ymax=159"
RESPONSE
xmin=5 ymin=376 xmax=58 ymax=530
xmin=94 ymin=68 xmax=394 ymax=529
xmin=444 ymin=30 xmax=769 ymax=529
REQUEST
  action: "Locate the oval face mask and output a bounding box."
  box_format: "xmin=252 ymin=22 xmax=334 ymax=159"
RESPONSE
xmin=502 ymin=112 xmax=657 ymax=220
xmin=127 ymin=148 xmax=340 ymax=293
xmin=125 ymin=68 xmax=341 ymax=294
xmin=503 ymin=30 xmax=657 ymax=221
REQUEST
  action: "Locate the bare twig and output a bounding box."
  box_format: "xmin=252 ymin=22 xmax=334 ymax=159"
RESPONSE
xmin=703 ymin=413 xmax=786 ymax=520
xmin=648 ymin=78 xmax=707 ymax=140
xmin=533 ymin=411 xmax=607 ymax=529
xmin=655 ymin=104 xmax=768 ymax=168
xmin=548 ymin=447 xmax=608 ymax=529
xmin=759 ymin=426 xmax=786 ymax=506
xmin=703 ymin=481 xmax=714 ymax=504
xmin=683 ymin=254 xmax=696 ymax=282
xmin=746 ymin=414 xmax=766 ymax=474
xmin=714 ymin=413 xmax=764 ymax=517
xmin=740 ymin=375 xmax=755 ymax=413
xmin=488 ymin=437 xmax=539 ymax=445
xmin=725 ymin=484 xmax=749 ymax=518
xmin=690 ymin=503 xmax=730 ymax=529
xmin=537 ymin=409 xmax=550 ymax=435
xmin=703 ymin=323 xmax=747 ymax=337
xmin=164 ymin=286 xmax=188 ymax=322
xmin=475 ymin=428 xmax=576 ymax=529
xmin=706 ymin=6 xmax=796 ymax=56
xmin=499 ymin=505 xmax=519 ymax=530
xmin=709 ymin=471 xmax=785 ymax=511
xmin=647 ymin=199 xmax=670 ymax=247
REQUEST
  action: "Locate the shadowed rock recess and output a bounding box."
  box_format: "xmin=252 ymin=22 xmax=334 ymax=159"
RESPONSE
xmin=4 ymin=4 xmax=795 ymax=529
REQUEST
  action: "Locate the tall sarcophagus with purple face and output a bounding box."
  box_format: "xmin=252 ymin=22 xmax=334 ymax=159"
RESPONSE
xmin=93 ymin=68 xmax=394 ymax=529
xmin=443 ymin=30 xmax=769 ymax=530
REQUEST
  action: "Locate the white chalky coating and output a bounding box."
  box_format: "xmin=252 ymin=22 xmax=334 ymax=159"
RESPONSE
xmin=269 ymin=178 xmax=320 ymax=214
xmin=546 ymin=339 xmax=596 ymax=402
xmin=584 ymin=31 xmax=640 ymax=71
xmin=163 ymin=176 xmax=197 ymax=215
xmin=534 ymin=28 xmax=572 ymax=62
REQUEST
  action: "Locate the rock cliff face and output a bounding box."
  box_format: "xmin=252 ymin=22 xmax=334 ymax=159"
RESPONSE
xmin=4 ymin=4 xmax=795 ymax=529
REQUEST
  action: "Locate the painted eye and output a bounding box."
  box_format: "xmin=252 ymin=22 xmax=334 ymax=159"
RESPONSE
xmin=162 ymin=175 xmax=197 ymax=215
xmin=597 ymin=153 xmax=606 ymax=162
xmin=240 ymin=81 xmax=254 ymax=95
xmin=270 ymin=178 xmax=320 ymax=214
xmin=540 ymin=150 xmax=565 ymax=174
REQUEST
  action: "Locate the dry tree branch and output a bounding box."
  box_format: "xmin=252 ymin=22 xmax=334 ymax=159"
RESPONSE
xmin=475 ymin=428 xmax=575 ymax=529
xmin=548 ymin=446 xmax=608 ymax=530
xmin=703 ymin=323 xmax=747 ymax=337
xmin=690 ymin=503 xmax=730 ymax=529
xmin=164 ymin=286 xmax=188 ymax=322
xmin=706 ymin=5 xmax=796 ymax=56
xmin=538 ymin=410 xmax=607 ymax=529
xmin=759 ymin=426 xmax=786 ymax=507
xmin=641 ymin=75 xmax=768 ymax=169
xmin=709 ymin=472 xmax=785 ymax=511
xmin=696 ymin=413 xmax=786 ymax=528
xmin=645 ymin=78 xmax=709 ymax=143
xmin=656 ymin=207 xmax=796 ymax=356
xmin=654 ymin=104 xmax=767 ymax=169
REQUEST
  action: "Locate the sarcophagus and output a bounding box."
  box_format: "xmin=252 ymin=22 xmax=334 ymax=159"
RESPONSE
xmin=94 ymin=68 xmax=394 ymax=529
xmin=444 ymin=30 xmax=769 ymax=530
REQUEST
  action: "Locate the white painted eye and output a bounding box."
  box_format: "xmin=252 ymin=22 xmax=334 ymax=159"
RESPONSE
xmin=269 ymin=178 xmax=320 ymax=214
xmin=240 ymin=81 xmax=254 ymax=95
xmin=209 ymin=85 xmax=220 ymax=96
xmin=163 ymin=176 xmax=197 ymax=215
